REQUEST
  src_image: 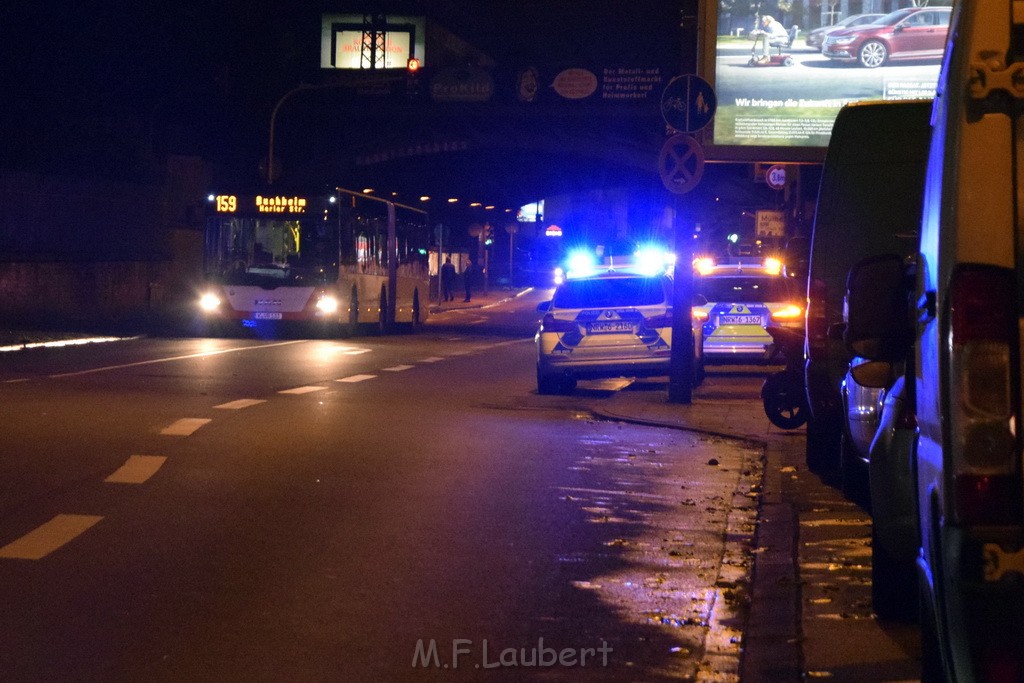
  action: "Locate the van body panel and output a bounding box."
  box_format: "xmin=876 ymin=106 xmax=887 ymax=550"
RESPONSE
xmin=915 ymin=0 xmax=1024 ymax=678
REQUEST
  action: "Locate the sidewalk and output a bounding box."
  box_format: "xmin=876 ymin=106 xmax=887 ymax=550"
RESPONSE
xmin=593 ymin=376 xmax=804 ymax=682
xmin=428 ymin=286 xmax=536 ymax=314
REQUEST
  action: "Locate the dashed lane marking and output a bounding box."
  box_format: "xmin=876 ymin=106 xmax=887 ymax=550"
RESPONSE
xmin=214 ymin=399 xmax=266 ymax=410
xmin=0 ymin=514 xmax=104 ymax=560
xmin=160 ymin=418 xmax=212 ymax=436
xmin=278 ymin=386 xmax=327 ymax=395
xmin=342 ymin=349 xmax=371 ymax=355
xmin=418 ymin=357 xmax=445 ymax=363
xmin=105 ymin=455 xmax=167 ymax=484
xmin=382 ymin=365 xmax=414 ymax=372
xmin=337 ymin=374 xmax=377 ymax=383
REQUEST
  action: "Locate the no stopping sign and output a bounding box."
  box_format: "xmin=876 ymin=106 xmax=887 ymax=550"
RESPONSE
xmin=658 ymin=134 xmax=705 ymax=195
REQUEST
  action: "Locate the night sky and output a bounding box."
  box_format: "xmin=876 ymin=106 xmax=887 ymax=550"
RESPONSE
xmin=1 ymin=1 xmax=683 ymax=184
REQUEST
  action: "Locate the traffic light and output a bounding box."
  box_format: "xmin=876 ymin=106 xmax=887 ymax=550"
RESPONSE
xmin=406 ymin=57 xmax=422 ymax=98
xmin=484 ymin=223 xmax=494 ymax=246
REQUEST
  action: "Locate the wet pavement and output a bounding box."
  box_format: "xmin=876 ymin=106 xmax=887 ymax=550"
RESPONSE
xmin=2 ymin=289 xmax=919 ymax=681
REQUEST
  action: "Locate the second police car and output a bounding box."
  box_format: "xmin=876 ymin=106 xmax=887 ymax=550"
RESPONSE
xmin=693 ymin=256 xmax=804 ymax=363
xmin=535 ymin=248 xmax=703 ymax=395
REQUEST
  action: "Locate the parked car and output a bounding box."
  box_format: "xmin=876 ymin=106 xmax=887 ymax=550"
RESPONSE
xmin=845 ymin=2 xmax=1024 ymax=676
xmin=535 ymin=261 xmax=703 ymax=395
xmin=822 ymin=6 xmax=950 ymax=68
xmin=693 ymin=258 xmax=803 ymax=364
xmin=803 ymin=99 xmax=931 ymax=482
xmin=865 ymin=371 xmax=919 ymax=622
xmin=805 ymin=13 xmax=883 ymax=51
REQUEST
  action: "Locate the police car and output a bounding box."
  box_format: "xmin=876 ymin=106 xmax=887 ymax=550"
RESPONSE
xmin=535 ymin=249 xmax=701 ymax=395
xmin=693 ymin=257 xmax=803 ymax=363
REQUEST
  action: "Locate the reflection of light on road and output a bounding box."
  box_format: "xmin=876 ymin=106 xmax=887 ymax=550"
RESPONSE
xmin=0 ymin=336 xmax=131 ymax=353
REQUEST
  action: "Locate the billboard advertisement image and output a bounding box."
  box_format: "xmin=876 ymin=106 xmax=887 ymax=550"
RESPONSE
xmin=699 ymin=1 xmax=950 ymax=161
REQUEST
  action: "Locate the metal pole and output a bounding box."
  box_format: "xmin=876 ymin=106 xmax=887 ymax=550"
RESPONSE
xmin=267 ymin=84 xmax=317 ymax=185
xmin=509 ymin=230 xmax=514 ymax=289
xmin=386 ymin=201 xmax=397 ymax=329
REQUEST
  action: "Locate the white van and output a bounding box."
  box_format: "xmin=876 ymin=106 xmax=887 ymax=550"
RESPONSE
xmin=845 ymin=1 xmax=1024 ymax=678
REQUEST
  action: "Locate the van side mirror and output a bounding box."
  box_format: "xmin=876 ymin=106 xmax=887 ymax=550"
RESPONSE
xmin=537 ymin=301 xmax=551 ymax=313
xmin=692 ymin=293 xmax=708 ymax=306
xmin=844 ymin=254 xmax=913 ymax=362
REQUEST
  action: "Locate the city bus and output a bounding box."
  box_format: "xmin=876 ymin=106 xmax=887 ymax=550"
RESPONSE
xmin=196 ymin=188 xmax=430 ymax=336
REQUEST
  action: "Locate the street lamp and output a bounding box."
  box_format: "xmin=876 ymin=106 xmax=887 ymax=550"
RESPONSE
xmin=266 ymin=83 xmax=321 ymax=185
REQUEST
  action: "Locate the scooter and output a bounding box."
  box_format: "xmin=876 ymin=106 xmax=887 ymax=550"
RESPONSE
xmin=761 ymin=325 xmax=808 ymax=429
xmin=747 ymin=30 xmax=795 ymax=67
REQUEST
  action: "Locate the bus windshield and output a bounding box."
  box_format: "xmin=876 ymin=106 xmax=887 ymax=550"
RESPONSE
xmin=205 ymin=215 xmax=339 ymax=286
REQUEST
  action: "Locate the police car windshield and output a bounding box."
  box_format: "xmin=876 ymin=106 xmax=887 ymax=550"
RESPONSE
xmin=697 ymin=275 xmax=793 ymax=303
xmin=553 ymin=276 xmax=666 ymax=309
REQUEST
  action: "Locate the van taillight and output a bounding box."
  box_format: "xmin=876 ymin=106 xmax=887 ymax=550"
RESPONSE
xmin=949 ymin=267 xmax=1021 ymax=526
xmin=806 ymin=278 xmax=827 ymax=360
xmin=542 ymin=314 xmax=577 ymax=333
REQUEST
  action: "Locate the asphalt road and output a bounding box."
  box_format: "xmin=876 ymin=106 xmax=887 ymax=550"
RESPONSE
xmin=0 ymin=290 xmax=921 ymax=681
xmin=0 ymin=309 xmax=758 ymax=681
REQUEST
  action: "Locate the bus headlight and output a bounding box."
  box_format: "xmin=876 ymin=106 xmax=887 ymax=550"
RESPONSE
xmin=316 ymin=295 xmax=340 ymax=314
xmin=199 ymin=292 xmax=221 ymax=312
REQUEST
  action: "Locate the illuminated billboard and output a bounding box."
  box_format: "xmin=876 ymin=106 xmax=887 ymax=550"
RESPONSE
xmin=321 ymin=14 xmax=426 ymax=70
xmin=698 ymin=1 xmax=949 ymax=161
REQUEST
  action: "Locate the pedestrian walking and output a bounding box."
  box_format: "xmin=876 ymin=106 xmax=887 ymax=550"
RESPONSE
xmin=440 ymin=257 xmax=456 ymax=302
xmin=463 ymin=259 xmax=476 ymax=302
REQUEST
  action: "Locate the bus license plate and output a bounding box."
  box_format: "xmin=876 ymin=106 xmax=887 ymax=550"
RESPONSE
xmin=719 ymin=315 xmax=761 ymax=325
xmin=589 ymin=321 xmax=633 ymax=333
xmin=253 ymin=311 xmax=283 ymax=320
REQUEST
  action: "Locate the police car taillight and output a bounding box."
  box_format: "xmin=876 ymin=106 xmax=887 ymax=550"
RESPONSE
xmin=771 ymin=304 xmax=803 ymax=321
xmin=542 ymin=314 xmax=576 ymax=333
xmin=948 ymin=266 xmax=1021 ymax=526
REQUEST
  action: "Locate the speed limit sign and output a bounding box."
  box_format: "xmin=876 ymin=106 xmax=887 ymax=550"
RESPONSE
xmin=658 ymin=134 xmax=704 ymax=195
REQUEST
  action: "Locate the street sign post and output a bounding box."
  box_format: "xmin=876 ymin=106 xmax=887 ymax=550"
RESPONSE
xmin=658 ymin=134 xmax=705 ymax=195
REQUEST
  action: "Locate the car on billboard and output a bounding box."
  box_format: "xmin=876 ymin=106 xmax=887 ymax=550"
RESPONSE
xmin=822 ymin=6 xmax=951 ymax=68
xmin=805 ymin=13 xmax=883 ymax=51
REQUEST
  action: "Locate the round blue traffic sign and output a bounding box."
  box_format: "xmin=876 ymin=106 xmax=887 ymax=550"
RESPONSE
xmin=661 ymin=75 xmax=717 ymax=134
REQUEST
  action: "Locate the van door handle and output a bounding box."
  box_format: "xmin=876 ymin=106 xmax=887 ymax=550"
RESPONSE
xmin=917 ymin=291 xmax=936 ymax=322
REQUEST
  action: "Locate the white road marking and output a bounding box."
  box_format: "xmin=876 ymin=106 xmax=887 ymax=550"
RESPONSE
xmin=343 ymin=349 xmax=371 ymax=355
xmin=0 ymin=336 xmax=132 ymax=353
xmin=337 ymin=374 xmax=377 ymax=383
xmin=0 ymin=514 xmax=103 ymax=560
xmin=214 ymin=398 xmax=266 ymax=410
xmin=382 ymin=365 xmax=414 ymax=372
xmin=418 ymin=357 xmax=445 ymax=363
xmin=48 ymin=340 xmax=307 ymax=378
xmin=105 ymin=455 xmax=167 ymax=484
xmin=279 ymin=385 xmax=327 ymax=394
xmin=160 ymin=418 xmax=212 ymax=436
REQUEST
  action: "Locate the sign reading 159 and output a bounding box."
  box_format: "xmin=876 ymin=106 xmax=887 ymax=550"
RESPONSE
xmin=214 ymin=195 xmax=237 ymax=213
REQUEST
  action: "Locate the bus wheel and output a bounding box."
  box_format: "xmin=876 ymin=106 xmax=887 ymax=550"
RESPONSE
xmin=378 ymin=284 xmax=388 ymax=335
xmin=348 ymin=285 xmax=359 ymax=336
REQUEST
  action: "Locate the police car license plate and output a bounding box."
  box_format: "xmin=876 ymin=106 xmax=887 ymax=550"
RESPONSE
xmin=719 ymin=314 xmax=761 ymax=325
xmin=253 ymin=311 xmax=283 ymax=320
xmin=589 ymin=321 xmax=633 ymax=333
